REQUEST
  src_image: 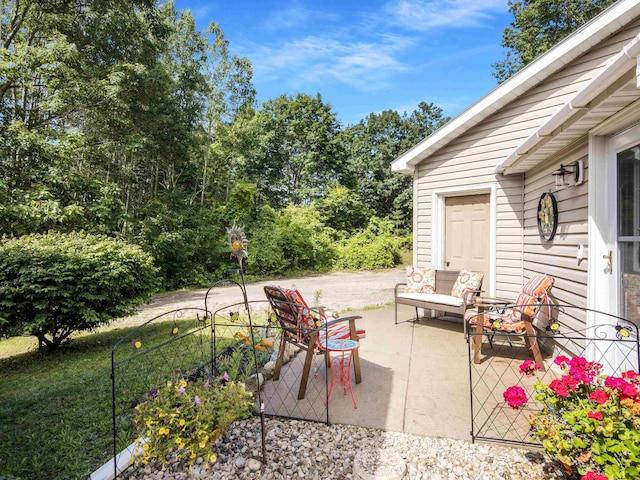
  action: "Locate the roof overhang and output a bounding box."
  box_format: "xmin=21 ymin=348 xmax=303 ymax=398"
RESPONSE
xmin=391 ymin=0 xmax=640 ymax=174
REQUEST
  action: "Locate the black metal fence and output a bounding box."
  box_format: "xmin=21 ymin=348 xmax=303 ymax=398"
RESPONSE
xmin=468 ymin=304 xmax=639 ymax=446
xmin=110 ymin=281 xmax=335 ymax=478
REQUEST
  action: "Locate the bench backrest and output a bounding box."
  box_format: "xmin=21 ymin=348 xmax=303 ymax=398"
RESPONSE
xmin=434 ymin=270 xmax=461 ymax=295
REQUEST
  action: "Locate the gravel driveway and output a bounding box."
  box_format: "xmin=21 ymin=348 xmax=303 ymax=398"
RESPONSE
xmin=119 ymin=267 xmax=407 ymax=327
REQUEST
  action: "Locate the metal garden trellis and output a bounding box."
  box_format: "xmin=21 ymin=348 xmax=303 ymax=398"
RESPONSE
xmin=467 ymin=304 xmax=640 ymax=447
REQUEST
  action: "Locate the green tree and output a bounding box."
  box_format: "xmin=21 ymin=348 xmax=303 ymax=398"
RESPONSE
xmin=316 ymin=183 xmax=370 ymax=232
xmin=342 ymin=103 xmax=448 ymax=228
xmin=245 ymin=93 xmax=348 ymax=207
xmin=0 ymin=232 xmax=158 ymax=350
xmin=493 ymin=0 xmax=617 ymax=83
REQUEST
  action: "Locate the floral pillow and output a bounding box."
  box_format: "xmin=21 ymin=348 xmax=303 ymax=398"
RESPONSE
xmin=406 ymin=266 xmax=436 ymax=293
xmin=451 ymin=270 xmax=483 ymax=299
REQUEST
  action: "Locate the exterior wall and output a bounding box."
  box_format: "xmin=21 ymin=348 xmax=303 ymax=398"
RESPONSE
xmin=413 ymin=19 xmax=640 ymax=300
xmin=523 ymin=143 xmax=589 ymax=331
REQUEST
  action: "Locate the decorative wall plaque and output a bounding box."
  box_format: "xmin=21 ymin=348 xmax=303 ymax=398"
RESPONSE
xmin=537 ymin=192 xmax=558 ymax=241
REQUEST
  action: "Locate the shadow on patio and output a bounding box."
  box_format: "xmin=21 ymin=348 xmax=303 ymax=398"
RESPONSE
xmin=260 ymin=304 xmax=472 ymax=440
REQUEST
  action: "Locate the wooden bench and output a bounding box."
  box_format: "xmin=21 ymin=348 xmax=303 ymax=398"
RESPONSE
xmin=394 ymin=269 xmax=482 ymax=330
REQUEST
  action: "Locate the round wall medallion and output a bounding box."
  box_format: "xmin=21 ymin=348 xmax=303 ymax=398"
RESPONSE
xmin=537 ymin=192 xmax=558 ymax=241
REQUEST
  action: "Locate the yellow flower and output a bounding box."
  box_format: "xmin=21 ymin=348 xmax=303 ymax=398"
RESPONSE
xmin=199 ymin=440 xmax=207 ymax=448
xmin=143 ymin=444 xmax=149 ymax=451
xmin=172 ymin=327 xmax=179 ymax=335
xmin=190 ymin=452 xmax=197 ymax=459
xmin=175 ymin=437 xmax=183 ymax=444
xmin=180 ymin=380 xmax=187 ymax=387
xmin=209 ymin=454 xmax=217 ymax=463
xmin=262 ymin=339 xmax=273 ymax=348
xmin=134 ymin=341 xmax=142 ymax=349
xmin=179 ymin=419 xmax=186 ymax=426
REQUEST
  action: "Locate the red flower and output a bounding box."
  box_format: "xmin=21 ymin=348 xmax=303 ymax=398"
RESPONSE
xmin=504 ymin=385 xmax=528 ymax=409
xmin=519 ymin=360 xmax=541 ymax=376
xmin=582 ymin=472 xmax=608 ymax=480
xmin=554 ymin=355 xmax=570 ymax=366
xmin=587 ymin=411 xmax=603 ymax=420
xmin=589 ymin=389 xmax=609 ymax=405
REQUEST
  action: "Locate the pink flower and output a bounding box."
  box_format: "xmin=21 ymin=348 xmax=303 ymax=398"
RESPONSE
xmin=587 ymin=411 xmax=603 ymax=420
xmin=519 ymin=360 xmax=541 ymax=376
xmin=554 ymin=355 xmax=570 ymax=366
xmin=178 ymin=385 xmax=186 ymax=395
xmin=582 ymin=472 xmax=608 ymax=480
xmin=504 ymin=386 xmax=528 ymax=409
xmin=194 ymin=395 xmax=201 ymax=405
xmin=589 ymin=389 xmax=609 ymax=405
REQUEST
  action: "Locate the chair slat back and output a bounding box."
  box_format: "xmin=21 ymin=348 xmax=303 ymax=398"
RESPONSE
xmin=434 ymin=270 xmax=460 ymax=295
xmin=264 ymin=285 xmax=309 ymax=345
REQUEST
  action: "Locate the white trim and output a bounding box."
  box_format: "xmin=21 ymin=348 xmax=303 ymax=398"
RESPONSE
xmin=391 ymin=0 xmax=640 ymax=174
xmin=498 ymin=35 xmax=640 ymax=175
xmin=431 ymin=184 xmax=497 ymax=297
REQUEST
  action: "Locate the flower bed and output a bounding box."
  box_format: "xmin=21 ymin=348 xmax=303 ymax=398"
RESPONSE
xmin=504 ymin=357 xmax=640 ymax=480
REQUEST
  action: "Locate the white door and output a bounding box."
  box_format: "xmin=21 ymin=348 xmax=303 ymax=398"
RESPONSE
xmin=445 ymin=194 xmax=490 ymax=282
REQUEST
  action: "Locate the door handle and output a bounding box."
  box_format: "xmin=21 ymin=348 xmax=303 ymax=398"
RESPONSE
xmin=445 ymin=261 xmax=451 ymax=267
xmin=603 ymin=250 xmax=612 ymax=273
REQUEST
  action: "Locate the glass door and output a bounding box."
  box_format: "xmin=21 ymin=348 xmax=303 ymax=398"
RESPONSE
xmin=617 ymin=145 xmax=640 ymax=323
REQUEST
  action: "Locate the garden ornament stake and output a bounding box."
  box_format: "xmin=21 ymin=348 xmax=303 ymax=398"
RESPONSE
xmin=224 ymin=225 xmax=266 ymax=467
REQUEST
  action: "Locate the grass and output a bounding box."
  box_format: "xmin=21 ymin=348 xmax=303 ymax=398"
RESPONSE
xmin=0 ymin=312 xmax=270 ymax=480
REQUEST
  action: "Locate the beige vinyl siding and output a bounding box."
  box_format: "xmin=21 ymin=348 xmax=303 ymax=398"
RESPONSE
xmin=414 ymin=21 xmax=640 ymax=300
xmin=523 ymin=142 xmax=590 ymax=331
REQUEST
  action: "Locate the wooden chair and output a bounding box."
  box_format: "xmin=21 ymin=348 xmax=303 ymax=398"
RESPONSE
xmin=464 ymin=274 xmax=554 ymax=370
xmin=263 ymin=285 xmax=365 ymax=400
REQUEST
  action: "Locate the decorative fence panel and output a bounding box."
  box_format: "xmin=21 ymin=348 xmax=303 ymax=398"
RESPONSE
xmin=468 ymin=305 xmax=639 ymax=446
xmin=111 ymin=307 xmax=213 ymax=478
xmin=111 ymin=281 xmax=333 ymax=478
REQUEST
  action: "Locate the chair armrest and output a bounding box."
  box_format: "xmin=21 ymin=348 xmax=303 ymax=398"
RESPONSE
xmin=325 ymin=315 xmax=363 ymax=327
xmin=462 ymin=289 xmax=483 ymax=308
xmin=394 ymin=283 xmax=407 ymax=297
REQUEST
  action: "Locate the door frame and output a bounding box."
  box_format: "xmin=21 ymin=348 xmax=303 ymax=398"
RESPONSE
xmin=432 ymin=184 xmax=497 ymax=297
xmin=589 ymin=123 xmax=640 ymax=321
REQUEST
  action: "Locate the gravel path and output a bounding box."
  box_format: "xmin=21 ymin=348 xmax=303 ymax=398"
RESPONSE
xmin=128 ymin=417 xmax=564 ymax=480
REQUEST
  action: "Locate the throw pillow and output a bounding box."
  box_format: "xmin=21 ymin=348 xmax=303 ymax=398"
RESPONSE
xmin=451 ymin=270 xmax=483 ymax=299
xmin=406 ymin=266 xmax=436 ymax=293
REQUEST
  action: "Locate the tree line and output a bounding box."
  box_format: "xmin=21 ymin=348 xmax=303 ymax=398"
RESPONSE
xmin=0 ymin=0 xmax=450 ymax=289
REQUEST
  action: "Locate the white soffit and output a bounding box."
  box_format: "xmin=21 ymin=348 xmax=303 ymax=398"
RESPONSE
xmin=391 ymin=0 xmax=640 ymax=174
xmin=497 ymin=33 xmax=640 ymax=175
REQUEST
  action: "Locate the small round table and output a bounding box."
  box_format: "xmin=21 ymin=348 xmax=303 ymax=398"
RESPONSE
xmin=320 ymin=338 xmax=360 ymax=409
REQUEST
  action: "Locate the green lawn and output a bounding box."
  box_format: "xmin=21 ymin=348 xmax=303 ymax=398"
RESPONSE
xmin=0 ymin=312 xmax=268 ymax=480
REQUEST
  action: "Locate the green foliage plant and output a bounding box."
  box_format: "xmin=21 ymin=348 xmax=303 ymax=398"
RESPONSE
xmin=334 ymin=217 xmax=402 ymax=270
xmin=0 ymin=232 xmax=158 ymax=350
xmin=133 ymin=375 xmax=254 ymax=471
xmin=504 ymin=357 xmax=640 ymax=480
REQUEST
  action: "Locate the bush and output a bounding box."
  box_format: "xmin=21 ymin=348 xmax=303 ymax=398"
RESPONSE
xmin=247 ymin=205 xmax=336 ymax=275
xmin=334 ymin=217 xmax=402 ymax=270
xmin=504 ymin=357 xmax=640 ymax=480
xmin=0 ymin=231 xmax=158 ymax=350
xmin=133 ymin=374 xmax=254 ymax=471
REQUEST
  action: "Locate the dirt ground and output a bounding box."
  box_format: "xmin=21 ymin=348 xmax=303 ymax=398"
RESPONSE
xmin=114 ymin=267 xmax=407 ymax=328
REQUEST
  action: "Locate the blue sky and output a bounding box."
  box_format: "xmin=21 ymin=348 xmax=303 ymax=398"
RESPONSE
xmin=173 ymin=0 xmax=514 ymax=126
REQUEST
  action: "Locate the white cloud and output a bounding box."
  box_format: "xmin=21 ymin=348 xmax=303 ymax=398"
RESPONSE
xmin=386 ymin=0 xmax=507 ymax=31
xmin=262 ymin=4 xmax=339 ymax=31
xmin=246 ymin=33 xmax=414 ymax=92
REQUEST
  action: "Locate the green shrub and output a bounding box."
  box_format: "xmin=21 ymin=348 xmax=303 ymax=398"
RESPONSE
xmin=0 ymin=231 xmax=158 ymax=350
xmin=334 ymin=217 xmax=402 ymax=270
xmin=247 ymin=205 xmax=336 ymax=275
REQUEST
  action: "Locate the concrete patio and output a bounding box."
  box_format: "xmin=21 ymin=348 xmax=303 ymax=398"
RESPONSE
xmin=261 ymin=304 xmax=475 ymax=441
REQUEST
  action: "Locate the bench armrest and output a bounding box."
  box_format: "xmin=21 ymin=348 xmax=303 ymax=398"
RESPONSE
xmin=394 ymin=282 xmax=407 ymax=297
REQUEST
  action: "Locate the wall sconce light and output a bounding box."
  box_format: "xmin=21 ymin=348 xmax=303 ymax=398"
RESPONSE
xmin=552 ymin=160 xmax=584 ymax=188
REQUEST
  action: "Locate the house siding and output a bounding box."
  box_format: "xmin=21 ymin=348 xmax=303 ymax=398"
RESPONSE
xmin=413 ymin=19 xmax=640 ymax=300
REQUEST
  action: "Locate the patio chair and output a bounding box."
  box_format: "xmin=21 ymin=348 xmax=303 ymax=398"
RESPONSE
xmin=464 ymin=274 xmax=554 ymax=370
xmin=263 ymin=285 xmax=365 ymax=400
